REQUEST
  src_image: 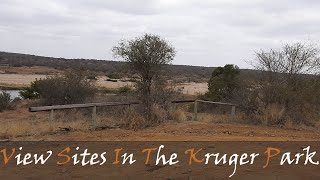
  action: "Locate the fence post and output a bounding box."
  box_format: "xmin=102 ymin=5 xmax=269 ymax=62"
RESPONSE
xmin=92 ymin=106 xmax=97 ymax=128
xmin=128 ymin=104 xmax=131 ymax=111
xmin=193 ymin=100 xmax=198 ymax=121
xmin=171 ymin=103 xmax=177 ymax=112
xmin=231 ymin=105 xmax=236 ymax=120
xmin=49 ymin=109 xmax=54 ymax=121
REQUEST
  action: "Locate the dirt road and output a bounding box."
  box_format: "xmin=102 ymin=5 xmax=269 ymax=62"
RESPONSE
xmin=16 ymin=121 xmax=320 ymax=141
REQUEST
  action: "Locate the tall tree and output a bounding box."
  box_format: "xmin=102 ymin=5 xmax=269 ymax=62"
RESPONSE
xmin=112 ymin=34 xmax=176 ymax=120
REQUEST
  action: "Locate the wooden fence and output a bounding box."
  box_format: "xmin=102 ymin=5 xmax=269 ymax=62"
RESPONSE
xmin=29 ymin=101 xmax=139 ymax=127
xmin=193 ymin=100 xmax=237 ymax=121
xmin=29 ymin=100 xmax=237 ymax=128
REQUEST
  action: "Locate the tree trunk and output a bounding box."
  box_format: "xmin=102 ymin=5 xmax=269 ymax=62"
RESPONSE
xmin=141 ymin=78 xmax=152 ymax=122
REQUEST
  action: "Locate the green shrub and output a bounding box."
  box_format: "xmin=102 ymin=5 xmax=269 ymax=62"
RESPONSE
xmin=206 ymin=64 xmax=240 ymax=102
xmin=23 ymin=70 xmax=97 ymax=105
xmin=19 ymin=79 xmax=41 ymax=99
xmin=118 ymin=86 xmax=132 ymax=94
xmin=107 ymin=73 xmax=121 ymax=79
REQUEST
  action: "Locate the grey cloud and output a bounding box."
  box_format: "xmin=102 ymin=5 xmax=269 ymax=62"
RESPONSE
xmin=0 ymin=0 xmax=320 ymax=68
xmin=59 ymin=0 xmax=160 ymax=15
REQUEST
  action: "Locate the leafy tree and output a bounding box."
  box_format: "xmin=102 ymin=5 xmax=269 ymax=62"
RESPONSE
xmin=112 ymin=34 xmax=176 ymax=121
xmin=206 ymin=64 xmax=240 ymax=101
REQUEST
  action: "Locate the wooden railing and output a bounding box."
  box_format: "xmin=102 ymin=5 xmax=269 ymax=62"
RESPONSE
xmin=29 ymin=101 xmax=139 ymax=127
xmin=29 ymin=100 xmax=237 ymax=127
xmin=193 ymin=100 xmax=237 ymax=121
xmin=29 ymin=101 xmax=140 ymax=112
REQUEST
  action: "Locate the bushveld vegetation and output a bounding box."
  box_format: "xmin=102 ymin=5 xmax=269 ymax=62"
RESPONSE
xmin=1 ymin=36 xmax=320 ymax=136
xmin=0 ymin=51 xmax=214 ymax=82
xmin=19 ymin=70 xmax=96 ymax=105
xmin=0 ymin=91 xmax=13 ymax=112
xmin=205 ymin=64 xmax=241 ymax=102
xmin=203 ymin=42 xmax=320 ymax=127
xmin=248 ymin=42 xmax=320 ymax=126
xmin=112 ymin=34 xmax=180 ymax=127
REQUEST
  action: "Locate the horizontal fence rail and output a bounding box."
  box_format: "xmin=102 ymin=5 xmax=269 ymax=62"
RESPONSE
xmin=30 ymin=100 xmax=197 ymax=112
xmin=193 ymin=100 xmax=237 ymax=121
xmin=171 ymin=100 xmax=196 ymax=103
xmin=195 ymin=100 xmax=237 ymax=106
xmin=29 ymin=101 xmax=140 ymax=112
xmin=29 ymin=101 xmax=140 ymax=128
xmin=29 ymin=99 xmax=238 ymax=128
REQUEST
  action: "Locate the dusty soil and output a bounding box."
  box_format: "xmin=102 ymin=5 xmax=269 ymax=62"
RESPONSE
xmin=0 ymin=74 xmax=47 ymax=87
xmin=27 ymin=121 xmax=320 ymax=141
xmin=0 ymin=65 xmax=209 ymax=94
xmin=176 ymin=82 xmax=208 ymax=95
xmin=96 ymin=77 xmax=133 ymax=89
xmin=0 ymin=74 xmax=133 ymax=90
xmin=0 ymin=73 xmax=208 ymax=94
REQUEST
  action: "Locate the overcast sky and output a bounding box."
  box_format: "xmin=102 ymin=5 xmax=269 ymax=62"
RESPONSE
xmin=0 ymin=0 xmax=319 ymax=68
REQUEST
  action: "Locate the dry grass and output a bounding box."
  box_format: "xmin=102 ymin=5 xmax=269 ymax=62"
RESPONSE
xmin=169 ymin=108 xmax=235 ymax=124
xmin=0 ymin=74 xmax=47 ymax=87
xmin=118 ymin=110 xmax=146 ymax=130
xmin=1 ymin=99 xmax=319 ymax=140
xmin=0 ymin=106 xmax=93 ymax=139
xmin=170 ymin=109 xmax=187 ymax=122
xmin=0 ymin=120 xmax=91 ymax=139
xmin=175 ymin=82 xmax=208 ymax=95
xmin=259 ymin=104 xmax=286 ymax=125
xmin=150 ymin=105 xmax=167 ymax=124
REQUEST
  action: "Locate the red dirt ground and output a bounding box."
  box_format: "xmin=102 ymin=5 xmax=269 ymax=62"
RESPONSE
xmin=16 ymin=121 xmax=320 ymax=141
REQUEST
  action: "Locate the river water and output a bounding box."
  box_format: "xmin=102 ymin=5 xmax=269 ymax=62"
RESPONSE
xmin=0 ymin=90 xmax=20 ymax=99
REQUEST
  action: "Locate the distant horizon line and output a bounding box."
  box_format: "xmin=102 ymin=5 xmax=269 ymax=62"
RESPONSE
xmin=0 ymin=50 xmax=254 ymax=70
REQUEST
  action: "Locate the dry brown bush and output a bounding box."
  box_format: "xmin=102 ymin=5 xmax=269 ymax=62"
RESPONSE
xmin=170 ymin=109 xmax=187 ymax=122
xmin=0 ymin=91 xmax=14 ymax=112
xmin=149 ymin=104 xmax=167 ymax=124
xmin=120 ymin=110 xmax=146 ymax=130
xmin=258 ymin=104 xmax=286 ymax=126
xmin=248 ymin=42 xmax=320 ymax=126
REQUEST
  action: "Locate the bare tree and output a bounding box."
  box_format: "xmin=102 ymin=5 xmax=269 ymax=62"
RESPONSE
xmin=112 ymin=34 xmax=176 ymax=121
xmin=253 ymin=43 xmax=320 ymax=75
xmin=251 ymin=42 xmax=320 ymax=124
